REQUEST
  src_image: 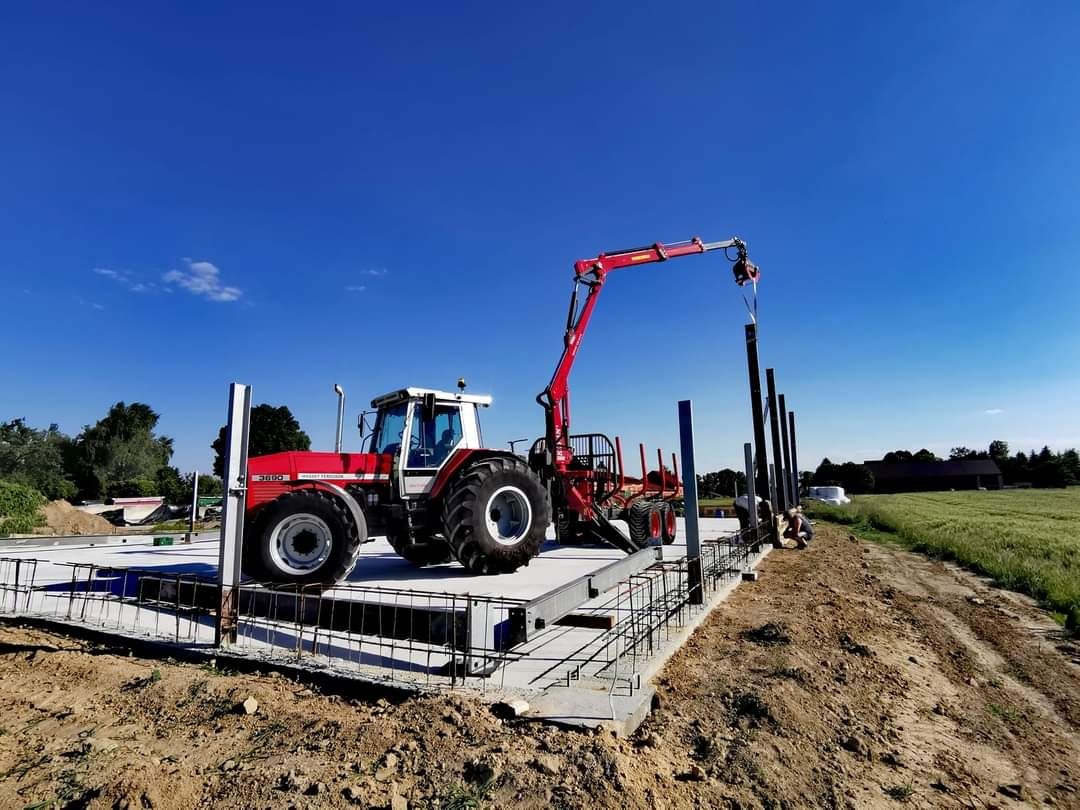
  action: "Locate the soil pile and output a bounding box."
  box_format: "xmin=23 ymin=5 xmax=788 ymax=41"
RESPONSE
xmin=37 ymin=500 xmax=115 ymax=535
xmin=0 ymin=524 xmax=1077 ymax=808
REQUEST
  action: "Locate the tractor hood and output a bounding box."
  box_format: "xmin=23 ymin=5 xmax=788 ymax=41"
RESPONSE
xmin=247 ymin=451 xmax=393 ymax=484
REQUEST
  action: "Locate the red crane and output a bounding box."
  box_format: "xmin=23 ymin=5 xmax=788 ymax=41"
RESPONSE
xmin=533 ymin=235 xmax=759 ymax=544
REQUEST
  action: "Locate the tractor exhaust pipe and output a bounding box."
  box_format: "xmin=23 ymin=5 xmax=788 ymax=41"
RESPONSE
xmin=333 ymin=384 xmax=345 ymax=453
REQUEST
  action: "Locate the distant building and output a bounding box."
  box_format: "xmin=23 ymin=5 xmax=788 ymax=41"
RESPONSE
xmin=863 ymin=459 xmax=1003 ymax=493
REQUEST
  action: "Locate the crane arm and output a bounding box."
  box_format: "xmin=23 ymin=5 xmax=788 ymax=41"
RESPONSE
xmin=537 ymin=236 xmax=759 ymax=471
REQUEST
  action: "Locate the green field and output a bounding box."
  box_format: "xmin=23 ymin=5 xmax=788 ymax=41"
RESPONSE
xmin=805 ymin=489 xmax=1080 ymax=631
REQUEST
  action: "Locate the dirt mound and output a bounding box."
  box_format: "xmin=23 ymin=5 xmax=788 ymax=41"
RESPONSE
xmin=37 ymin=500 xmax=115 ymax=535
xmin=0 ymin=526 xmax=1077 ymax=808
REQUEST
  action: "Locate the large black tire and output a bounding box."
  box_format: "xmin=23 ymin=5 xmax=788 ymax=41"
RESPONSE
xmin=441 ymin=456 xmax=550 ymax=575
xmin=249 ymin=489 xmax=365 ymax=585
xmin=659 ymin=502 xmax=677 ymax=545
xmin=627 ymin=501 xmax=660 ymax=545
xmin=387 ymin=525 xmax=453 ymax=567
xmin=556 ymin=510 xmax=590 ymax=545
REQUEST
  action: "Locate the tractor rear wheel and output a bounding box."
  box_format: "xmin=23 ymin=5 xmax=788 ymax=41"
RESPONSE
xmin=250 ymin=489 xmax=365 ymax=585
xmin=387 ymin=525 xmax=453 ymax=567
xmin=441 ymin=456 xmax=549 ymax=574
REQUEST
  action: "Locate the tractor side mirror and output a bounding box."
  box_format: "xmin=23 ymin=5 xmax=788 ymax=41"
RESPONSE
xmin=358 ymin=411 xmax=374 ymax=443
xmin=423 ymin=392 xmax=437 ymax=418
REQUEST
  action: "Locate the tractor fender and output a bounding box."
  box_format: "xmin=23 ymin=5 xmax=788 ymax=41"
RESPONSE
xmin=282 ymin=479 xmax=370 ymax=543
xmin=429 ymin=449 xmax=525 ymax=500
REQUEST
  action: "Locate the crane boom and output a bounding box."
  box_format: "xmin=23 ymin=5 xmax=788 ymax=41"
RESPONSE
xmin=537 ymin=236 xmax=759 ymax=474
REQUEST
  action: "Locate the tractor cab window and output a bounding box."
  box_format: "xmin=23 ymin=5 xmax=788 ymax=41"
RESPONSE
xmin=408 ymin=403 xmax=463 ymax=468
xmin=371 ymin=402 xmax=409 ymax=455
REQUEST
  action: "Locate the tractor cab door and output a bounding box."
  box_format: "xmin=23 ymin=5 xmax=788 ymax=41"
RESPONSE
xmin=398 ymin=399 xmax=466 ymax=497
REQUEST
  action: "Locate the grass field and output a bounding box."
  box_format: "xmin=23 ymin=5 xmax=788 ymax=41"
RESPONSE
xmin=805 ymin=489 xmax=1080 ymax=631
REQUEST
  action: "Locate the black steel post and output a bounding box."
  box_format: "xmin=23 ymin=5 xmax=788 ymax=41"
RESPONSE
xmin=779 ymin=393 xmax=793 ymax=509
xmin=743 ymin=442 xmax=758 ymax=547
xmin=765 ymin=369 xmax=788 ymax=514
xmin=789 ymin=410 xmax=801 ymax=506
xmin=744 ymin=324 xmax=771 ymax=507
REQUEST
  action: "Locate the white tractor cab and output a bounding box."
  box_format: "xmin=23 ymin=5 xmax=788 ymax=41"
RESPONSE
xmin=364 ymin=386 xmax=492 ymax=498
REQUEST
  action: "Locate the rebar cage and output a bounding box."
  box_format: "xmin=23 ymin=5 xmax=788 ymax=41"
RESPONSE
xmin=0 ymin=525 xmax=765 ymax=697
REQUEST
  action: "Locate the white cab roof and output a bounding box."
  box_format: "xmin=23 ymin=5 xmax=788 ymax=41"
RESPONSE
xmin=370 ymin=387 xmax=493 ymax=408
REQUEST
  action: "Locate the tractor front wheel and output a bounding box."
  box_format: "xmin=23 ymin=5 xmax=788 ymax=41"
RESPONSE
xmin=442 ymin=456 xmax=549 ymax=574
xmin=249 ymin=489 xmax=365 ymax=585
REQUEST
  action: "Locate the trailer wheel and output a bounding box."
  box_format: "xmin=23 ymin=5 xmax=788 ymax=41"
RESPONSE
xmin=660 ymin=502 xmax=678 ymax=545
xmin=556 ymin=511 xmax=590 ymax=545
xmin=387 ymin=526 xmax=453 ymax=566
xmin=627 ymin=501 xmax=661 ymax=545
xmin=442 ymin=456 xmax=549 ymax=574
xmin=251 ymin=489 xmax=364 ymax=585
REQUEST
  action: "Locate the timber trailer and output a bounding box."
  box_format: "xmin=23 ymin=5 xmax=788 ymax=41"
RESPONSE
xmin=242 ymin=236 xmax=759 ymax=584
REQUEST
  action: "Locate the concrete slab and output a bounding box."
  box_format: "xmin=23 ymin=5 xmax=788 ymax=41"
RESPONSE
xmin=0 ymin=517 xmax=760 ymax=735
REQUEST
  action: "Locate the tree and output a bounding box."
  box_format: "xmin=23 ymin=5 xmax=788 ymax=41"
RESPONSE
xmin=155 ymin=469 xmax=224 ymax=505
xmin=988 ymin=440 xmax=1009 ymax=461
xmin=196 ymin=474 xmax=224 ymax=497
xmin=813 ymin=459 xmax=875 ymax=494
xmin=212 ymin=404 xmax=311 ymax=477
xmin=1061 ymin=449 xmax=1080 ymax=484
xmin=882 ymin=450 xmax=914 ymax=463
xmin=156 ymin=466 xmax=188 ymax=505
xmin=912 ymin=448 xmax=940 ymax=462
xmin=949 ymin=447 xmax=976 ymax=460
xmin=71 ymin=402 xmax=174 ymax=499
xmin=697 ymin=469 xmax=746 ymax=498
xmin=0 ymin=419 xmax=77 ymax=500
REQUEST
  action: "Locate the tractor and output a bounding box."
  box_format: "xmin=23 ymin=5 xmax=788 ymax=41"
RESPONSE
xmin=241 ymin=235 xmax=759 ymax=584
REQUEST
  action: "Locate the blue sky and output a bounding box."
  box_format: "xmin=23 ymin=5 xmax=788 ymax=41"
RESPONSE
xmin=2 ymin=2 xmax=1079 ymax=476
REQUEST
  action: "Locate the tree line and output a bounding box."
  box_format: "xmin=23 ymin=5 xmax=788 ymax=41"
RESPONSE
xmin=0 ymin=401 xmax=312 ymax=506
xmin=812 ymin=440 xmax=1080 ymax=494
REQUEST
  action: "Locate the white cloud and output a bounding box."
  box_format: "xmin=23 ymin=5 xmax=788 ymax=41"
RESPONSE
xmin=984 ymin=408 xmax=1004 ymax=415
xmin=364 ymin=268 xmax=388 ymax=277
xmin=345 ymin=285 xmax=367 ymax=292
xmin=163 ymin=260 xmax=242 ymax=302
xmin=93 ymin=266 xmax=157 ymax=293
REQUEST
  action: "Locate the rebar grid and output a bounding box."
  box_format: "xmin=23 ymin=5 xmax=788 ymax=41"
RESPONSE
xmin=0 ymin=529 xmax=765 ymax=698
xmin=0 ymin=557 xmax=525 ymax=691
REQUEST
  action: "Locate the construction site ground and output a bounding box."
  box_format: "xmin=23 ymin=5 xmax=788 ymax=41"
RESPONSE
xmin=0 ymin=523 xmax=1077 ymax=810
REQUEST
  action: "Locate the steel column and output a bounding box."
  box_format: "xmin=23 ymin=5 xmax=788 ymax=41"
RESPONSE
xmin=743 ymin=442 xmax=758 ymax=546
xmin=765 ymin=369 xmax=787 ymax=514
xmin=678 ymin=400 xmax=703 ymax=605
xmin=779 ymin=393 xmax=793 ymax=509
xmin=186 ymin=469 xmax=199 ymax=543
xmin=744 ymin=324 xmax=771 ymax=507
xmin=216 ymin=383 xmax=252 ymax=646
xmin=789 ymin=411 xmax=800 ymax=506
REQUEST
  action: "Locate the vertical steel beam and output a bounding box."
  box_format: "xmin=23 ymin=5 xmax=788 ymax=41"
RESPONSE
xmin=744 ymin=324 xmax=771 ymax=506
xmin=765 ymin=369 xmax=788 ymax=514
xmin=789 ymin=411 xmax=800 ymax=506
xmin=186 ymin=469 xmax=199 ymax=543
xmin=677 ymin=400 xmax=703 ymax=605
xmin=779 ymin=394 xmax=793 ymax=509
xmin=216 ymin=383 xmax=252 ymax=647
xmin=743 ymin=442 xmax=758 ymax=545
